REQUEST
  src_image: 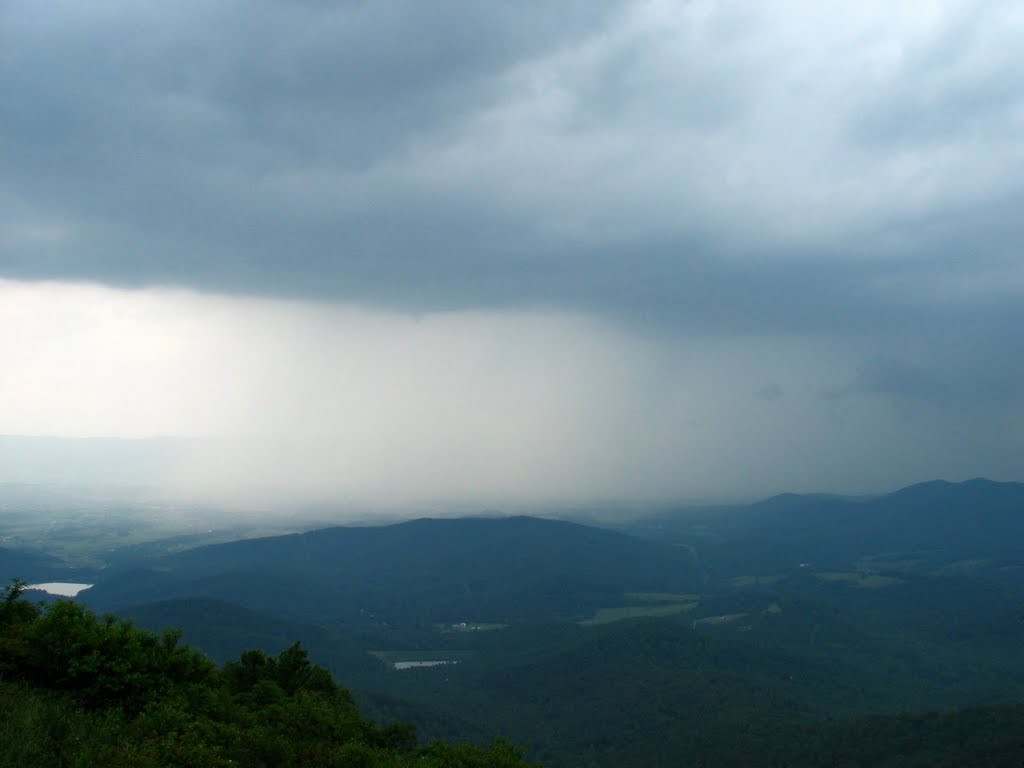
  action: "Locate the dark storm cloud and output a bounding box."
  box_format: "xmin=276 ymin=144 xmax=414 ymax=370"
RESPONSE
xmin=4 ymin=2 xmax=1023 ymax=332
xmin=1 ymin=0 xmax=618 ymax=293
xmin=2 ymin=1 xmax=1023 ymax=497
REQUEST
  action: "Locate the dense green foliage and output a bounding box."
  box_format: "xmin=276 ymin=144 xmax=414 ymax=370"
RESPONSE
xmin=0 ymin=581 xmax=534 ymax=768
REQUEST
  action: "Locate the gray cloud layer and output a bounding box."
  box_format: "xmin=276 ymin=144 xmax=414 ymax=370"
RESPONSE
xmin=2 ymin=1 xmax=1023 ymax=498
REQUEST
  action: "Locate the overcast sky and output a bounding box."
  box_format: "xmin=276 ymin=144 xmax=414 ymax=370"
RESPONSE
xmin=2 ymin=1 xmax=1022 ymax=510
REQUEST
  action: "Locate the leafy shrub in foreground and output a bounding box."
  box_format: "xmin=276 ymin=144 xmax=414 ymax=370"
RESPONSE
xmin=0 ymin=580 xmax=537 ymax=768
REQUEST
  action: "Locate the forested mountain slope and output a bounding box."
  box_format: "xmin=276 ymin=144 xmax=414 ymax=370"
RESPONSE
xmin=625 ymin=478 xmax=1024 ymax=575
xmin=84 ymin=516 xmax=700 ymax=628
xmin=0 ymin=581 xmax=534 ymax=767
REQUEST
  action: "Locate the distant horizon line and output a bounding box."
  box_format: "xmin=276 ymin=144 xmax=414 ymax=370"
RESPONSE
xmin=0 ymin=475 xmax=1019 ymax=518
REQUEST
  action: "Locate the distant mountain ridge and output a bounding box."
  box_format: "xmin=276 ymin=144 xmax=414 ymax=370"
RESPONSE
xmin=81 ymin=478 xmax=1024 ymax=625
xmin=84 ymin=515 xmax=700 ymax=629
xmin=624 ymin=477 xmax=1024 ymax=574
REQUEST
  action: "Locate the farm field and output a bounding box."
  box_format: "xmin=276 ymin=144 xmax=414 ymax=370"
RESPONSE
xmin=580 ymin=601 xmax=698 ymax=626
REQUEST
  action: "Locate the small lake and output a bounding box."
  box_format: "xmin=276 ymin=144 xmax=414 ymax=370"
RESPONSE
xmin=26 ymin=582 xmax=93 ymax=597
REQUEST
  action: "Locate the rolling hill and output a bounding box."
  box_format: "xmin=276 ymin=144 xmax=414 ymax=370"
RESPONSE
xmin=624 ymin=478 xmax=1024 ymax=576
xmin=84 ymin=516 xmax=700 ymax=630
